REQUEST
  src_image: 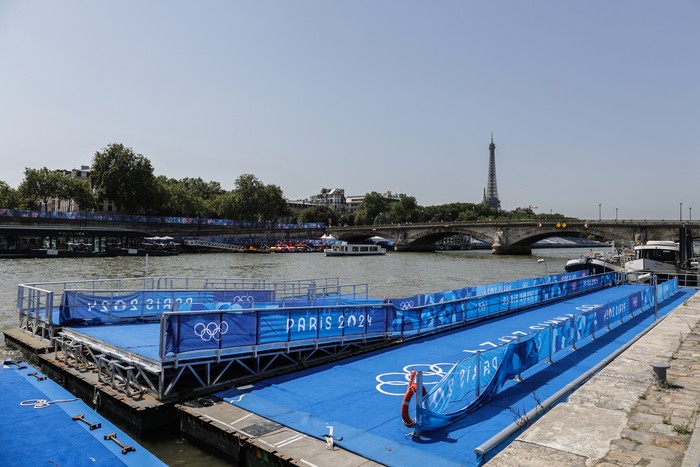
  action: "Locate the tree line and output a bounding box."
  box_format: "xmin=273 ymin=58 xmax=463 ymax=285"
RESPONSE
xmin=0 ymin=143 xmax=567 ymax=225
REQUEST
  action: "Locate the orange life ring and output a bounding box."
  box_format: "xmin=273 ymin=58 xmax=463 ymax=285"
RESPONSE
xmin=401 ymin=370 xmax=427 ymax=428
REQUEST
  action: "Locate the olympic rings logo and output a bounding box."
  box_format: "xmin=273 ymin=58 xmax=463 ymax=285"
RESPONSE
xmin=194 ymin=321 xmax=229 ymax=342
xmin=397 ymin=301 xmax=415 ymax=310
xmin=232 ymin=295 xmax=255 ymax=302
xmin=375 ymin=363 xmax=454 ymax=396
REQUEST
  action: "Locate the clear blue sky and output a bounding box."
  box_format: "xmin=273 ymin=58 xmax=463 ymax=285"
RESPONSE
xmin=1 ymin=1 xmax=698 ymax=220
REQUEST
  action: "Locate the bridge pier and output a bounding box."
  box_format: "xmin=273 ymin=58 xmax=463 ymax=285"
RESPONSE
xmin=492 ymin=244 xmax=532 ymax=255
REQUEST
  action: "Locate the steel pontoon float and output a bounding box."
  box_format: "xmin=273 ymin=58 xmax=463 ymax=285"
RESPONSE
xmin=12 ymin=271 xmax=624 ymax=402
xmin=0 ymin=360 xmax=166 ymax=466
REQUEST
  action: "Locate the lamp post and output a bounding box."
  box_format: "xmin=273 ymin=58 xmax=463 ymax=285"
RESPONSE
xmin=615 ymin=208 xmax=618 ymax=222
xmin=690 ymin=207 xmax=692 ymax=222
xmin=537 ymin=258 xmax=548 ymax=277
xmin=598 ymin=204 xmax=601 ymax=221
xmin=680 ymin=202 xmax=683 ymax=222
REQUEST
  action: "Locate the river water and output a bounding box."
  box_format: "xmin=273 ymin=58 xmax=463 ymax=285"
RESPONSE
xmin=0 ymin=247 xmax=594 ymax=465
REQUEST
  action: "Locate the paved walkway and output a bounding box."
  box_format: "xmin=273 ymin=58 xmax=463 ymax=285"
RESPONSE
xmin=488 ymin=291 xmax=700 ymax=467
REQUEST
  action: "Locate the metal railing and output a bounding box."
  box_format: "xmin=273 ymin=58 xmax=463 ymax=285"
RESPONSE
xmin=16 ymin=276 xmax=362 ymax=339
xmin=410 ymin=278 xmax=677 ymax=436
xmin=17 ymin=284 xmax=56 ymax=340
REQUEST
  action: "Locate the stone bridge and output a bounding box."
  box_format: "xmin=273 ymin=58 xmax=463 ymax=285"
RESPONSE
xmin=328 ymin=220 xmax=698 ymax=254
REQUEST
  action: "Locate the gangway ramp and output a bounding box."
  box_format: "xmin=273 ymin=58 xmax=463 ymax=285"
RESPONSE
xmin=183 ymin=240 xmax=254 ymax=252
xmin=210 ymin=284 xmax=693 ymax=466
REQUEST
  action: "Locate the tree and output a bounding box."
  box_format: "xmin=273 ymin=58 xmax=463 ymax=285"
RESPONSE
xmin=210 ymin=191 xmax=237 ymax=219
xmin=260 ymin=183 xmax=292 ymax=221
xmin=64 ymin=178 xmax=97 ymax=212
xmin=231 ymin=174 xmax=264 ymax=221
xmin=154 ymin=177 xmax=210 ymax=217
xmin=179 ymin=177 xmax=224 ymax=201
xmin=388 ymin=195 xmax=420 ymax=223
xmin=354 ymin=192 xmax=389 ymax=225
xmin=0 ymin=181 xmax=20 ymax=208
xmin=18 ymin=167 xmax=65 ymax=210
xmin=90 ymin=143 xmax=156 ymax=213
xmin=224 ymin=174 xmax=290 ymax=222
xmin=298 ymin=205 xmax=338 ymax=225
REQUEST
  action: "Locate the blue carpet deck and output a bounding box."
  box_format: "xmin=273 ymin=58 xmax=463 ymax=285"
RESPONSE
xmin=65 ymin=323 xmax=163 ymax=361
xmin=0 ymin=363 xmax=165 ymax=467
xmin=216 ymin=285 xmax=696 ymax=466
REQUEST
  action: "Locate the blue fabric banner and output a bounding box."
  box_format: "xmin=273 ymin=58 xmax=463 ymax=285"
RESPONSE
xmin=161 ymin=271 xmax=620 ymax=360
xmin=412 ymin=282 xmax=663 ymax=433
xmin=60 ymin=290 xmax=274 ymax=325
xmin=418 ymin=336 xmax=541 ymax=430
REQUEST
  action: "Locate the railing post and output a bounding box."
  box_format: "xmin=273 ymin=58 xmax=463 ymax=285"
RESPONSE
xmin=415 ymin=370 xmax=424 ymax=431
xmin=47 ymin=291 xmax=54 ymax=328
xmin=475 ymin=351 xmax=482 ymax=397
xmin=653 ymin=275 xmax=659 ymax=320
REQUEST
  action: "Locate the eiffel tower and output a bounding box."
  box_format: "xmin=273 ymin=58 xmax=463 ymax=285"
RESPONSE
xmin=484 ymin=134 xmax=501 ymax=210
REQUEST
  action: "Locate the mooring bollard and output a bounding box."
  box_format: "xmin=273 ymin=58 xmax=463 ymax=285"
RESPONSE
xmin=650 ymin=361 xmax=670 ymax=382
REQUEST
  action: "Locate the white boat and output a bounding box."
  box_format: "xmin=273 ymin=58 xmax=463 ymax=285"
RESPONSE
xmin=324 ymin=243 xmax=386 ymax=257
xmin=564 ymin=242 xmax=631 ymax=275
xmin=624 ymin=236 xmax=698 ymax=284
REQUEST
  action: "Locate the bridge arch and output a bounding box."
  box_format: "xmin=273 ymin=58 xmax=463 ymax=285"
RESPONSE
xmin=328 ymin=220 xmax=693 ymax=254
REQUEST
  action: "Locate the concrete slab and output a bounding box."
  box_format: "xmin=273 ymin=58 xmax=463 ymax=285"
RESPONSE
xmin=485 ymin=440 xmax=588 ymax=467
xmin=516 ymin=403 xmax=627 ymax=462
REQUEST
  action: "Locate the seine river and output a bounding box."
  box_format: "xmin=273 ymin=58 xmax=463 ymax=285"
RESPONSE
xmin=0 ymin=247 xmax=594 ymax=465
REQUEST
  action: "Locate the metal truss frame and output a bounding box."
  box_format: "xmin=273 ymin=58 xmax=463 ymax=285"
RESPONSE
xmin=53 ymin=330 xmax=391 ymax=402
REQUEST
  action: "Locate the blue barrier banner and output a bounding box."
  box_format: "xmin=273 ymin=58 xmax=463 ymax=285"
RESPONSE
xmin=165 ymin=311 xmax=259 ymax=354
xmin=630 ymin=291 xmax=642 ymax=314
xmin=413 ymin=282 xmax=666 ymax=433
xmin=388 ymin=295 xmax=421 ymax=333
xmin=658 ymin=279 xmax=678 ymax=301
xmin=222 ymin=311 xmax=257 ymax=347
xmin=212 ymin=290 xmax=275 ymax=303
xmin=60 ymin=290 xmax=274 ymax=325
xmin=575 ymin=313 xmax=594 ymax=340
xmin=170 ymin=312 xmax=228 ymax=353
xmin=642 ymin=287 xmax=654 ymax=309
xmin=160 ymin=271 xmax=617 ymax=360
xmin=390 ymin=295 xmax=423 ymax=310
xmin=419 ymin=336 xmax=541 ymax=430
xmin=258 ymin=310 xmax=290 ymax=344
xmin=60 ymin=291 xmax=199 ymax=324
xmin=420 ymin=288 xmax=472 ymax=307
xmin=536 ymin=327 xmax=552 ymax=361
xmin=594 ymin=296 xmax=630 ymax=330
xmin=552 ymin=319 xmax=575 ymax=353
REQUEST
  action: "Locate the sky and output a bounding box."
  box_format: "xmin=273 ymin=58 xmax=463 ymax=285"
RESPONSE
xmin=1 ymin=1 xmax=698 ymax=221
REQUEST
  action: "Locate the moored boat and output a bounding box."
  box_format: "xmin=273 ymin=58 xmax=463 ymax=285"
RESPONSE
xmin=565 ymin=251 xmax=628 ymax=275
xmin=624 ymin=226 xmax=698 ymax=284
xmin=324 ymin=243 xmax=386 ymax=256
xmin=564 ymin=242 xmax=630 ymax=275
